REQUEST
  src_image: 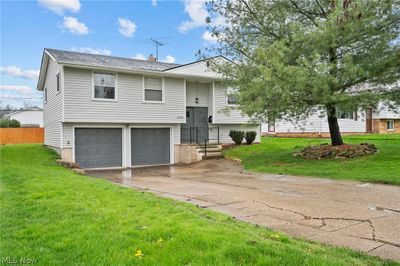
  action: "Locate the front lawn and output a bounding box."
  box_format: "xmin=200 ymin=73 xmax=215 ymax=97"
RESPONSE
xmin=224 ymin=134 xmax=400 ymax=185
xmin=1 ymin=145 xmax=396 ymax=265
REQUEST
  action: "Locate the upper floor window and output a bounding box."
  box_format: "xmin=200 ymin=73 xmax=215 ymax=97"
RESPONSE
xmin=387 ymin=120 xmax=394 ymax=131
xmin=144 ymin=77 xmax=163 ymax=102
xmin=94 ymin=73 xmax=116 ymax=100
xmin=56 ymin=72 xmax=60 ymax=92
xmin=227 ymin=95 xmax=238 ymax=105
xmin=226 ymin=88 xmax=238 ymax=106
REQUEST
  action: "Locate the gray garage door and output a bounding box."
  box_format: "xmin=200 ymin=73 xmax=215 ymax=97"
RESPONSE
xmin=75 ymin=128 xmax=122 ymax=168
xmin=131 ymin=128 xmax=170 ymax=166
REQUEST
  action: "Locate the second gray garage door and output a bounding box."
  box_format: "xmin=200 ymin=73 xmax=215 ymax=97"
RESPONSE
xmin=75 ymin=128 xmax=122 ymax=168
xmin=131 ymin=128 xmax=170 ymax=166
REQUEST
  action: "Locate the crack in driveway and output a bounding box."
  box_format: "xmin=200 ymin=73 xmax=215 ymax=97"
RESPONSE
xmin=87 ymin=158 xmax=400 ymax=261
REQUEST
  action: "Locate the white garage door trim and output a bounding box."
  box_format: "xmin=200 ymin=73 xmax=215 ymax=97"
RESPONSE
xmin=128 ymin=125 xmax=174 ymax=167
xmin=72 ymin=125 xmax=126 ymax=168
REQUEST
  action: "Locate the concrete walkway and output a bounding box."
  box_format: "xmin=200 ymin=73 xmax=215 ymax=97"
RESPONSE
xmin=87 ymin=159 xmax=400 ymax=261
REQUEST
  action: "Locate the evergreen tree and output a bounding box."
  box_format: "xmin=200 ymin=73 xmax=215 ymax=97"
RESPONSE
xmin=205 ymin=0 xmax=400 ymax=145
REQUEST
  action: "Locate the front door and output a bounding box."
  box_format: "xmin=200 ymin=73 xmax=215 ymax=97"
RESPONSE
xmin=181 ymin=107 xmax=209 ymax=143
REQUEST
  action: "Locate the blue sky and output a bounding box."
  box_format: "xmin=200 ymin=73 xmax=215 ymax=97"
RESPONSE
xmin=1 ymin=0 xmax=219 ymax=108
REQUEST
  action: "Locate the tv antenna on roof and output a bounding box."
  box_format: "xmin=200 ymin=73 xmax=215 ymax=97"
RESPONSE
xmin=150 ymin=38 xmax=165 ymax=61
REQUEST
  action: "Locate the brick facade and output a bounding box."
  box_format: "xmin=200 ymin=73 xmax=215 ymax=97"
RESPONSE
xmin=372 ymin=119 xmax=400 ymax=134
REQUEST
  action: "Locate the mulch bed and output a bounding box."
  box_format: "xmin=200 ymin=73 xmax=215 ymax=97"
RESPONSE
xmin=293 ymin=143 xmax=378 ymax=160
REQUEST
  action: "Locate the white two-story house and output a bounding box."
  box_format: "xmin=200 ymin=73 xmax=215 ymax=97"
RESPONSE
xmin=37 ymin=49 xmax=260 ymax=169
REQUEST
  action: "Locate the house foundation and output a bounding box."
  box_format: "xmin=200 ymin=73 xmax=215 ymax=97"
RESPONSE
xmin=174 ymin=144 xmax=203 ymax=164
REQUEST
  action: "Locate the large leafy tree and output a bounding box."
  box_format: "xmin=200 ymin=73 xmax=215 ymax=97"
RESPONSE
xmin=204 ymin=0 xmax=400 ymax=145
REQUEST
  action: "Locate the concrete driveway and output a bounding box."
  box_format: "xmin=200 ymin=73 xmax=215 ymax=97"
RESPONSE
xmin=87 ymin=158 xmax=400 ymax=261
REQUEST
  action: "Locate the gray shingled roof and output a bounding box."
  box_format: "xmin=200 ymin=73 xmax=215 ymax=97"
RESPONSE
xmin=46 ymin=49 xmax=181 ymax=71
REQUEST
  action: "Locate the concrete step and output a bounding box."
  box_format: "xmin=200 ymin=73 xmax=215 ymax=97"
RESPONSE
xmin=196 ymin=144 xmax=222 ymax=149
xmin=197 ymin=147 xmax=223 ymax=152
xmin=198 ymin=151 xmax=223 ymax=156
xmin=202 ymin=154 xmax=224 ymax=160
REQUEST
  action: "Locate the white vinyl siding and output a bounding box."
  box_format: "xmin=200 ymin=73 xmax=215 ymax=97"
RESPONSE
xmin=372 ymin=103 xmax=400 ymax=119
xmin=7 ymin=110 xmax=43 ymax=127
xmin=63 ymin=68 xmax=185 ymax=123
xmin=186 ymin=81 xmax=209 ymax=107
xmin=209 ymin=124 xmax=261 ymax=144
xmin=213 ymin=81 xmax=250 ymax=124
xmin=165 ymin=58 xmax=223 ymax=79
xmin=144 ymin=77 xmax=164 ymax=102
xmin=262 ymin=109 xmax=366 ymax=134
xmin=43 ymin=58 xmax=63 ymax=149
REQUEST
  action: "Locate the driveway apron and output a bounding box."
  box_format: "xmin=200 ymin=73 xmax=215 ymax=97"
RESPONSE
xmin=87 ymin=158 xmax=400 ymax=261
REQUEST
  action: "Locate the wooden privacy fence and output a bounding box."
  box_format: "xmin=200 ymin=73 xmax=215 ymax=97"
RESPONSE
xmin=0 ymin=128 xmax=44 ymax=144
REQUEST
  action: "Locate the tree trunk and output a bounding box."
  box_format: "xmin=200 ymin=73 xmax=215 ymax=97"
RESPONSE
xmin=326 ymin=104 xmax=344 ymax=146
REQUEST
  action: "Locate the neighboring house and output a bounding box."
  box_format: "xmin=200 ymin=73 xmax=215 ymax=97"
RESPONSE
xmin=3 ymin=107 xmax=43 ymax=127
xmin=262 ymin=104 xmax=400 ymax=137
xmin=37 ymin=49 xmax=260 ymax=169
xmin=371 ymin=103 xmax=400 ymax=133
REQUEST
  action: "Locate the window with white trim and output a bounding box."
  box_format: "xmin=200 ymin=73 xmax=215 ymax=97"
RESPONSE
xmin=94 ymin=73 xmax=116 ymax=100
xmin=337 ymin=109 xmax=354 ymax=119
xmin=56 ymin=72 xmax=60 ymax=92
xmin=226 ymin=88 xmax=238 ymax=106
xmin=144 ymin=77 xmax=163 ymax=102
xmin=387 ymin=120 xmax=394 ymax=131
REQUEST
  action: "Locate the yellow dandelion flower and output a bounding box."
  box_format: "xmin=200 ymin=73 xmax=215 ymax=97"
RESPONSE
xmin=157 ymin=237 xmax=163 ymax=243
xmin=135 ymin=249 xmax=143 ymax=257
xmin=269 ymin=234 xmax=280 ymax=239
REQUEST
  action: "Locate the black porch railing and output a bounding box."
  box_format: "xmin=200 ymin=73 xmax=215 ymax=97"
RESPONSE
xmin=181 ymin=125 xmax=220 ymax=145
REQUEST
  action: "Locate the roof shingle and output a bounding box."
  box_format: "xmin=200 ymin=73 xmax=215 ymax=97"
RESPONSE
xmin=46 ymin=49 xmax=181 ymax=72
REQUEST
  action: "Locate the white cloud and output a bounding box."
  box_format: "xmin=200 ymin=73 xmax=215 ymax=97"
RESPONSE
xmin=118 ymin=18 xmax=137 ymax=37
xmin=151 ymin=0 xmax=157 ymax=7
xmin=38 ymin=0 xmax=81 ymax=15
xmin=71 ymin=47 xmax=112 ymax=55
xmin=0 ymin=66 xmax=39 ymax=80
xmin=178 ymin=0 xmax=208 ymax=33
xmin=59 ymin=16 xmax=89 ymax=35
xmin=0 ymin=85 xmax=33 ymax=95
xmin=202 ymin=31 xmax=218 ymax=43
xmin=132 ymin=53 xmax=146 ymax=60
xmin=178 ymin=0 xmax=229 ymax=33
xmin=163 ymin=55 xmax=176 ymax=63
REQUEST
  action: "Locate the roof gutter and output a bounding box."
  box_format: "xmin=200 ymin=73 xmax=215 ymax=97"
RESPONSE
xmin=58 ymin=62 xmax=224 ymax=82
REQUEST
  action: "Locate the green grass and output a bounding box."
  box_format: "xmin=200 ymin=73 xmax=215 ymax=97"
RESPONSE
xmin=0 ymin=145 xmax=397 ymax=265
xmin=225 ymin=134 xmax=400 ymax=185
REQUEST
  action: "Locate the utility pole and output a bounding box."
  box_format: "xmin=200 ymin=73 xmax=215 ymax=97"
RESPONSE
xmin=150 ymin=38 xmax=164 ymax=61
